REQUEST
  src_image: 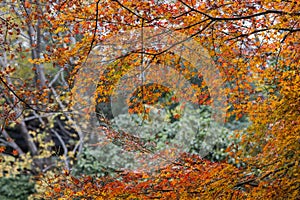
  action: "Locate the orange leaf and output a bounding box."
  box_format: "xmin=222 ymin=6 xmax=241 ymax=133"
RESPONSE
xmin=24 ymin=1 xmax=30 ymax=8
xmin=71 ymin=176 xmax=80 ymax=185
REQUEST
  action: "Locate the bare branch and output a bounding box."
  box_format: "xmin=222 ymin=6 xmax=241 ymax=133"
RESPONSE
xmin=1 ymin=129 xmax=24 ymax=155
xmin=51 ymin=129 xmax=69 ymax=170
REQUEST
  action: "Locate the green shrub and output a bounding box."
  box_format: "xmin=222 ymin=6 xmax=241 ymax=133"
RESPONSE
xmin=73 ymin=103 xmax=247 ymax=176
xmin=0 ymin=175 xmax=35 ymax=200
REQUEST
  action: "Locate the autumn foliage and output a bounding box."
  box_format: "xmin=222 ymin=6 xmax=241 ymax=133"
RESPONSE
xmin=0 ymin=0 xmax=299 ymax=199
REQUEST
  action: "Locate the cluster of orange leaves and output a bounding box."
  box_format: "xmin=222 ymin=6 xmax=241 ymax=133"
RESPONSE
xmin=42 ymin=154 xmax=247 ymax=199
